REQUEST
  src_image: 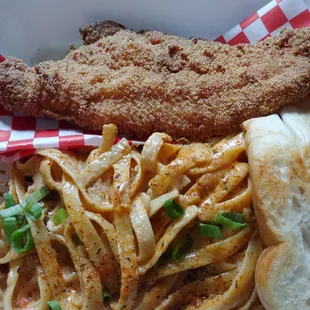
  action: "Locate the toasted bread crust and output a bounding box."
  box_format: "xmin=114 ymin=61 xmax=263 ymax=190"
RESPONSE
xmin=244 ymin=99 xmax=310 ymax=310
xmin=255 ymin=243 xmax=290 ymax=309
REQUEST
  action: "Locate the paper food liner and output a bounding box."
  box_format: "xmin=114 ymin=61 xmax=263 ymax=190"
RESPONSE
xmin=0 ymin=0 xmax=310 ymax=163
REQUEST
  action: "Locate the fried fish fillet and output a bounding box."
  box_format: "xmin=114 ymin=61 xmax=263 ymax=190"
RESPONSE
xmin=1 ymin=24 xmax=310 ymax=141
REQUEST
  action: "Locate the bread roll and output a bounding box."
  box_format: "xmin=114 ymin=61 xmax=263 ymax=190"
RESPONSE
xmin=242 ymin=98 xmax=310 ymax=310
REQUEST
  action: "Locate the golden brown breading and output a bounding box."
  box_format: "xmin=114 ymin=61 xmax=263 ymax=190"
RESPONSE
xmin=1 ymin=26 xmax=310 ymax=141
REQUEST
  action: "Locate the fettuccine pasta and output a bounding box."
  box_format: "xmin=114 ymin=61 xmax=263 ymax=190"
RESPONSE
xmin=0 ymin=124 xmax=263 ymax=310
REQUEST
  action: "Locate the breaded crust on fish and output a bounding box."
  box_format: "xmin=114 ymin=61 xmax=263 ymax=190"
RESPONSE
xmin=1 ymin=24 xmax=310 ymax=141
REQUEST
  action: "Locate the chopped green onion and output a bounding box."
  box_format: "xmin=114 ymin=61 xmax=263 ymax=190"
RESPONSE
xmin=215 ymin=212 xmax=248 ymax=230
xmin=0 ymin=204 xmax=23 ymax=218
xmin=53 ymin=208 xmax=68 ymax=225
xmin=24 ymin=202 xmax=43 ymax=221
xmin=2 ymin=217 xmax=18 ymax=244
xmin=16 ymin=213 xmax=25 ymax=226
xmin=11 ymin=224 xmax=35 ymax=253
xmin=172 ymin=235 xmax=192 ymax=262
xmin=21 ymin=186 xmax=50 ymax=209
xmin=0 ymin=186 xmax=49 ymax=220
xmin=163 ymin=200 xmax=184 ymax=219
xmin=47 ymin=300 xmax=62 ymax=310
xmin=3 ymin=193 xmax=16 ymax=209
xmin=199 ymin=222 xmax=223 ymax=239
xmin=30 ymin=203 xmax=42 ymax=219
xmin=0 ymin=186 xmax=49 ymax=219
xmin=103 ymin=288 xmax=111 ymax=301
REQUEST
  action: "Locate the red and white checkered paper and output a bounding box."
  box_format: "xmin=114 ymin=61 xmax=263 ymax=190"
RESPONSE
xmin=0 ymin=0 xmax=309 ymax=163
